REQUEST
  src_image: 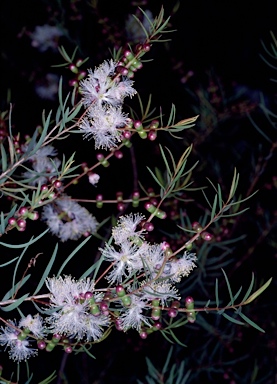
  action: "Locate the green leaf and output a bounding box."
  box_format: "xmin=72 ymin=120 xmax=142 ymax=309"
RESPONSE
xmin=92 ymin=253 xmax=105 ymax=282
xmin=240 ymin=273 xmax=255 ymax=303
xmin=222 ymin=312 xmax=245 ymax=325
xmin=33 ymin=244 xmax=58 ymax=295
xmin=237 ymin=311 xmax=265 ymax=333
xmin=228 ymin=168 xmax=239 ymax=202
xmin=167 ymin=328 xmax=187 ymax=347
xmin=145 ymin=356 xmax=160 ymax=380
xmin=243 ymin=277 xmax=272 ymax=305
xmin=0 ymin=228 xmax=49 ymax=248
xmin=221 ymin=269 xmax=234 ymax=305
xmin=147 ymin=166 xmax=165 ymax=189
xmin=81 ymin=345 xmax=96 ymax=359
xmin=131 ymin=14 xmax=149 ymax=39
xmin=57 ymin=236 xmax=92 ymax=277
xmin=167 ymin=104 xmax=176 ymax=126
xmin=202 ymin=190 xmax=212 ymax=209
xmin=162 ymin=346 xmax=173 ymax=375
xmin=12 ymin=245 xmax=30 ymax=298
xmin=0 ymin=143 xmax=7 ymax=171
xmin=2 ymin=274 xmax=31 ymax=301
xmin=215 ymin=278 xmax=219 ymax=307
xmin=211 ymin=194 xmax=218 ymax=220
xmin=38 ymin=371 xmax=57 ymax=384
xmin=161 ymin=330 xmax=175 ymax=344
xmin=0 ymin=211 xmax=5 ymax=235
xmin=160 ymin=146 xmax=173 ymax=178
xmin=1 ymin=293 xmax=29 ymax=312
xmin=66 ymin=102 xmax=82 ymax=121
xmin=0 ymin=256 xmax=19 ymax=268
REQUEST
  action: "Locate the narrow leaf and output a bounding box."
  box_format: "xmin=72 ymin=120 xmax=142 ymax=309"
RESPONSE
xmin=1 ymin=293 xmax=29 ymax=312
xmin=241 ymin=273 xmax=255 ymax=303
xmin=221 ymin=269 xmax=234 ymax=305
xmin=38 ymin=371 xmax=57 ymax=384
xmin=57 ymin=236 xmax=91 ymax=277
xmin=237 ymin=311 xmax=265 ymax=333
xmin=0 ymin=256 xmax=19 ymax=268
xmin=222 ymin=312 xmax=245 ymax=325
xmin=215 ymin=278 xmax=219 ymax=307
xmin=244 ymin=278 xmax=272 ymax=305
xmin=33 ymin=244 xmax=58 ymax=295
xmin=0 ymin=228 xmax=49 ymax=248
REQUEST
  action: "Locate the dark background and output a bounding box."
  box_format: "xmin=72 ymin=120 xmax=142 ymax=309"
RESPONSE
xmin=0 ymin=1 xmax=276 ymax=383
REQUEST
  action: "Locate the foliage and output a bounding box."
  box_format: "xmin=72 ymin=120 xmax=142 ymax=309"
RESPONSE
xmin=0 ymin=2 xmax=275 ymax=384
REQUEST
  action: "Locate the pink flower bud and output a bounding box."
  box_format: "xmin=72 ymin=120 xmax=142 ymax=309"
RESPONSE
xmin=37 ymin=340 xmax=46 ymax=350
xmin=8 ymin=217 xmax=16 ymax=226
xmin=148 ymin=130 xmax=157 ymax=141
xmin=140 ymin=331 xmax=148 ymax=339
xmin=64 ymin=346 xmax=72 ymax=353
xmin=18 ymin=207 xmax=28 ymax=216
xmin=17 ymin=219 xmax=26 ymax=228
xmin=168 ymin=308 xmax=178 ymax=318
xmin=85 ymin=291 xmax=93 ymax=299
xmin=123 ymin=130 xmax=132 ymax=139
xmin=201 ymin=232 xmax=213 ymax=241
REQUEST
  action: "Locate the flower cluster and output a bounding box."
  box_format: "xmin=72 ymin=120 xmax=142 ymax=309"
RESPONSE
xmin=21 ymin=143 xmax=61 ymax=186
xmin=30 ymin=24 xmax=64 ymax=52
xmin=78 ymin=59 xmax=136 ymax=149
xmin=0 ymin=211 xmax=197 ymax=361
xmin=42 ymin=194 xmax=98 ymax=241
xmin=46 ymin=276 xmax=110 ymax=341
xmin=102 ymin=213 xmax=197 ymax=284
xmin=99 ymin=214 xmax=197 ymax=331
xmin=0 ymin=316 xmax=44 ymax=362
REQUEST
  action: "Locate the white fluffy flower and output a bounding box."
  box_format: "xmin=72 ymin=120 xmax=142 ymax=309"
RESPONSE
xmin=19 ymin=315 xmax=45 ymax=338
xmin=79 ymin=60 xmax=136 ymax=108
xmin=141 ymin=281 xmax=180 ymax=306
xmin=46 ymin=276 xmax=110 ymax=341
xmin=112 ymin=213 xmax=146 ymax=245
xmin=162 ymin=252 xmax=197 ymax=282
xmin=101 ymin=240 xmax=149 ymax=283
xmin=88 ymin=173 xmax=100 ymax=186
xmin=79 ymin=104 xmax=128 ymax=149
xmin=0 ymin=321 xmax=37 ymax=362
xmin=30 ymin=25 xmax=64 ymax=52
xmin=42 ymin=195 xmax=98 ymax=241
xmin=21 ymin=143 xmax=61 ymax=185
xmin=118 ymin=294 xmax=151 ymax=331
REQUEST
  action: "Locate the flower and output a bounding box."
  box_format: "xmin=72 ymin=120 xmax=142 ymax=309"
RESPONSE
xmin=101 ymin=239 xmax=150 ymax=283
xmin=42 ymin=195 xmax=98 ymax=241
xmin=46 ymin=276 xmax=110 ymax=341
xmin=88 ymin=173 xmax=100 ymax=186
xmin=79 ymin=60 xmax=136 ymax=108
xmin=141 ymin=281 xmax=180 ymax=306
xmin=0 ymin=320 xmax=37 ymax=362
xmin=112 ymin=213 xmax=146 ymax=244
xmin=21 ymin=143 xmax=61 ymax=186
xmin=118 ymin=294 xmax=151 ymax=331
xmin=30 ymin=25 xmax=64 ymax=52
xmin=19 ymin=315 xmax=45 ymax=338
xmin=162 ymin=252 xmax=197 ymax=282
xmin=79 ymin=104 xmax=128 ymax=149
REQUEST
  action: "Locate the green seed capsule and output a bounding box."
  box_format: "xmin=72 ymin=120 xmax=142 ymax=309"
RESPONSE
xmin=90 ymin=304 xmax=100 ymax=316
xmin=46 ymin=342 xmax=56 ymax=352
xmin=138 ymin=131 xmax=147 ymax=139
xmin=122 ymin=295 xmax=132 ymax=307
